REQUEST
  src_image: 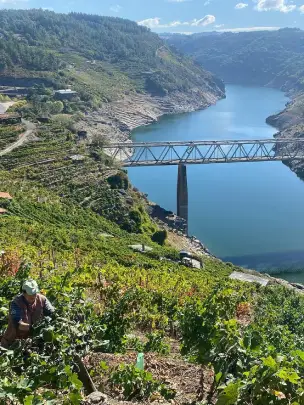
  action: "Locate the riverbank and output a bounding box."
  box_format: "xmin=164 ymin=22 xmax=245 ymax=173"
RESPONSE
xmin=79 ymin=83 xmax=304 ymax=280
xmin=128 ymin=85 xmax=304 ymax=279
xmin=75 ymin=88 xmax=224 ymax=144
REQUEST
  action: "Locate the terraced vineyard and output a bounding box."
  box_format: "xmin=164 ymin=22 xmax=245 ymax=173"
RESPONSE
xmin=1 ymin=72 xmax=304 ymax=405
xmin=1 ymin=171 xmax=304 ymax=404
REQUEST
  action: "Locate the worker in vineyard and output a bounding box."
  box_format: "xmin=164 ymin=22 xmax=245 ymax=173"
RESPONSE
xmin=0 ymin=279 xmax=55 ymax=349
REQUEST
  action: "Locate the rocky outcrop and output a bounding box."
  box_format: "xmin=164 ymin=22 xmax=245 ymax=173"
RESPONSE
xmin=267 ymin=93 xmax=304 ymax=130
xmin=266 ymin=93 xmax=304 ymax=179
xmin=147 ymin=201 xmax=213 ymax=257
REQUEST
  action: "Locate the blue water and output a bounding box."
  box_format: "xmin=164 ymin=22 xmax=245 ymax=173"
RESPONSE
xmin=128 ymin=85 xmax=304 ymax=281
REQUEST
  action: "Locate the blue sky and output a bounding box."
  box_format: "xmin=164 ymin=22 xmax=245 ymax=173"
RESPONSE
xmin=1 ymin=0 xmax=304 ymax=32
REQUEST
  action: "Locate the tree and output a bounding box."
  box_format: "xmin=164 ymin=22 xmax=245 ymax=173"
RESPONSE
xmin=45 ymin=100 xmax=64 ymax=115
xmin=51 ymin=101 xmax=64 ymax=114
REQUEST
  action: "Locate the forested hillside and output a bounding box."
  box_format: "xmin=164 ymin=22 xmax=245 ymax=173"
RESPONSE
xmin=0 ymin=10 xmax=224 ymax=102
xmin=164 ymin=29 xmax=304 ymax=92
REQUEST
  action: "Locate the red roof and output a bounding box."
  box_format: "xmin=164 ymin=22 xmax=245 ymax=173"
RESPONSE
xmin=0 ymin=208 xmax=7 ymax=214
xmin=0 ymin=192 xmax=12 ymax=199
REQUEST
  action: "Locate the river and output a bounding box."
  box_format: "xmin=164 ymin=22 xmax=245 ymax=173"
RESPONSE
xmin=128 ymin=85 xmax=304 ymax=283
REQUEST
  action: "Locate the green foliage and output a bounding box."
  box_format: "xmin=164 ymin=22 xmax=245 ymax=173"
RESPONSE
xmin=0 ymin=272 xmax=131 ymax=403
xmin=180 ymin=283 xmax=304 ymax=403
xmin=0 ymin=124 xmax=24 ymax=150
xmin=0 ymin=94 xmax=10 ymax=101
xmin=0 ymin=35 xmax=63 ymax=72
xmin=1 ymin=170 xmax=304 ymax=403
xmin=47 ymin=100 xmax=64 ymax=114
xmin=151 ymin=230 xmax=167 ymax=246
xmin=166 ymin=28 xmax=304 ymax=92
xmin=144 ymin=331 xmax=170 ymax=355
xmin=110 ymin=364 xmax=176 ymax=401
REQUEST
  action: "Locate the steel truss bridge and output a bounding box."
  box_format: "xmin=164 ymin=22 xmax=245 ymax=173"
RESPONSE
xmin=103 ymin=138 xmax=304 ymax=234
xmin=103 ymin=138 xmax=304 ymax=167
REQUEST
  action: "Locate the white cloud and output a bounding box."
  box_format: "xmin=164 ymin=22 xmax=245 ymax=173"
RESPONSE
xmin=138 ymin=15 xmax=216 ymax=29
xmin=138 ymin=19 xmax=189 ymax=28
xmin=215 ymin=24 xmax=224 ymax=28
xmin=163 ymin=20 xmax=185 ymax=27
xmin=192 ymin=15 xmax=216 ymax=26
xmin=254 ymin=0 xmax=296 ymax=13
xmin=204 ymin=0 xmax=212 ymax=5
xmin=110 ymin=4 xmax=122 ymax=13
xmin=217 ymin=26 xmax=280 ymax=32
xmin=138 ymin=18 xmax=162 ymax=28
xmin=299 ymin=5 xmax=304 ymax=13
xmin=235 ymin=3 xmax=248 ymax=9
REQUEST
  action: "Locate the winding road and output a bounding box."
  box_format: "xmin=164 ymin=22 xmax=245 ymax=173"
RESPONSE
xmin=0 ymin=102 xmax=36 ymax=156
xmin=0 ymin=120 xmax=36 ymax=157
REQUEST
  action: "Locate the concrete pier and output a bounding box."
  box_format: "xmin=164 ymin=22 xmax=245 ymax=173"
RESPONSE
xmin=177 ymin=163 xmax=188 ymax=235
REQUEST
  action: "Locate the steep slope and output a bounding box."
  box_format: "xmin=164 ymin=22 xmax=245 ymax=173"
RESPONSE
xmin=1 ymin=171 xmax=304 ymax=404
xmin=0 ymin=10 xmax=225 ymax=235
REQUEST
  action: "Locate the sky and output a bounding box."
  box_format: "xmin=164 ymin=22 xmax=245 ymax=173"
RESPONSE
xmin=1 ymin=0 xmax=304 ymax=33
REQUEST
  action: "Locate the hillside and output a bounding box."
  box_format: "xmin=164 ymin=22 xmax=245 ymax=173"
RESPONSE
xmin=164 ymin=29 xmax=304 ymax=92
xmin=0 ymin=10 xmax=224 ymax=103
xmin=0 ymin=10 xmax=225 ymax=237
xmin=1 ymin=172 xmax=304 ymax=404
xmin=2 ymin=13 xmax=304 ymax=404
xmin=164 ymin=29 xmax=304 ymax=179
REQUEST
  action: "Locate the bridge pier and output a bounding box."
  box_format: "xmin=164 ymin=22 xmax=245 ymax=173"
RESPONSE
xmin=177 ymin=163 xmax=188 ymax=235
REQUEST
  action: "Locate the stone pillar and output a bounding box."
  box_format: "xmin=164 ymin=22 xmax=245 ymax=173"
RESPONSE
xmin=177 ymin=163 xmax=188 ymax=235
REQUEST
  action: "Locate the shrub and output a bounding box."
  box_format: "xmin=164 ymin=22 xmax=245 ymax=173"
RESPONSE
xmin=110 ymin=364 xmax=176 ymax=401
xmin=144 ymin=331 xmax=170 ymax=355
xmin=107 ymin=172 xmax=129 ymax=190
xmin=151 ymin=230 xmax=167 ymax=246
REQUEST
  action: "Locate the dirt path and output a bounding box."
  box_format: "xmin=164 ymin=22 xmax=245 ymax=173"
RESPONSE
xmin=0 ymin=119 xmax=36 ymax=157
xmin=0 ymin=101 xmax=16 ymax=114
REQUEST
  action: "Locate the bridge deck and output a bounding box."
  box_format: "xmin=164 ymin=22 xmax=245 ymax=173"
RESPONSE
xmin=103 ymin=138 xmax=304 ymax=167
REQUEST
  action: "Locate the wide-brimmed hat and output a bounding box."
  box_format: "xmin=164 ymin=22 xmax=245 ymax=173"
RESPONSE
xmin=22 ymin=280 xmax=39 ymax=296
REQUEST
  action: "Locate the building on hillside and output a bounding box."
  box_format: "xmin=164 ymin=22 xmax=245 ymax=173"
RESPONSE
xmin=55 ymin=89 xmax=78 ymax=100
xmin=0 ymin=114 xmax=22 ymax=125
xmin=0 ymin=88 xmax=28 ymax=97
xmin=0 ymin=208 xmax=8 ymax=215
xmin=0 ymin=192 xmax=13 ymax=200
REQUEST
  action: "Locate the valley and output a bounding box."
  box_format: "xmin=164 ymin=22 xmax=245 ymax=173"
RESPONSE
xmin=1 ymin=10 xmax=304 ymax=405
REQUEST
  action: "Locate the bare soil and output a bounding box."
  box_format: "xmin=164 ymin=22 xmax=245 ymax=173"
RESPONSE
xmin=84 ymin=349 xmax=215 ymax=405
